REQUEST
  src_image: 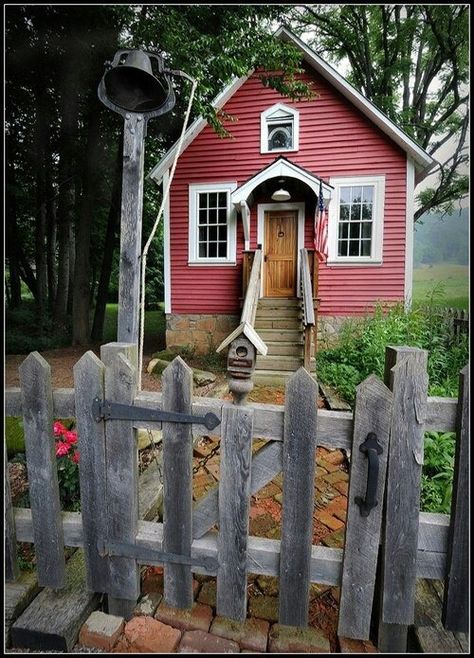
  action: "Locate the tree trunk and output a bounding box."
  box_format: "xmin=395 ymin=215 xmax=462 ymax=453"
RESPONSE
xmin=53 ymin=65 xmax=80 ymax=325
xmin=46 ymin=169 xmax=57 ymax=311
xmin=33 ymin=85 xmax=50 ymax=331
xmin=72 ymin=101 xmax=102 ymax=345
xmin=90 ymin=139 xmax=123 ymax=342
xmin=5 ymin=152 xmax=22 ymax=309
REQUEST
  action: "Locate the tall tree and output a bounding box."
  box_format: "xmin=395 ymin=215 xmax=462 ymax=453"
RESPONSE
xmin=289 ymin=4 xmax=469 ymax=218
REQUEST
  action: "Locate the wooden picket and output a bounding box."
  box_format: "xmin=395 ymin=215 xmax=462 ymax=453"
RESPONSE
xmin=4 ymin=344 xmax=470 ymax=652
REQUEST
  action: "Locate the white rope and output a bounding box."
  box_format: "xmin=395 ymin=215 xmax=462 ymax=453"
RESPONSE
xmin=138 ymin=75 xmax=198 ymax=391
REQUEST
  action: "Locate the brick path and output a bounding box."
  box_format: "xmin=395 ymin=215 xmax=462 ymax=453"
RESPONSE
xmin=77 ymin=435 xmax=377 ymax=654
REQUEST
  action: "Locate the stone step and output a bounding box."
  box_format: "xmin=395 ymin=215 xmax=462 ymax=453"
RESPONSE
xmin=258 ymin=298 xmax=300 ymax=308
xmin=265 ymin=342 xmax=303 ymax=357
xmin=258 ymin=329 xmax=303 ymax=343
xmin=256 ymin=307 xmax=301 ymax=318
xmin=255 ymin=318 xmax=302 ymax=330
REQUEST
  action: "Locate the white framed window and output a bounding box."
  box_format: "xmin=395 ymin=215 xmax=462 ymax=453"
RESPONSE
xmin=260 ymin=103 xmax=299 ymax=154
xmin=327 ymin=175 xmax=385 ymax=265
xmin=188 ymin=182 xmax=237 ymax=264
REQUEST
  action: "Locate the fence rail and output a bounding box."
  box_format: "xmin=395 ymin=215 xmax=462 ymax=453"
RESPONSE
xmin=4 ymin=343 xmax=469 ymax=651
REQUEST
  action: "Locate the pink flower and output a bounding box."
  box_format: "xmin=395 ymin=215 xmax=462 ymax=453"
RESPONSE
xmin=56 ymin=441 xmax=71 ymax=457
xmin=71 ymin=451 xmax=80 ymax=464
xmin=64 ymin=431 xmax=78 ymax=445
xmin=54 ymin=421 xmax=67 ymax=436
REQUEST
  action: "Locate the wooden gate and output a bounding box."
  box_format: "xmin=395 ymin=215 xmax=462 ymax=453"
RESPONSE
xmin=5 ymin=342 xmax=469 ymax=651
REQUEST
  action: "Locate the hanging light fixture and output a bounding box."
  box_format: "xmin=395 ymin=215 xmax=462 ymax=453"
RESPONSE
xmin=271 ymin=178 xmax=291 ymax=202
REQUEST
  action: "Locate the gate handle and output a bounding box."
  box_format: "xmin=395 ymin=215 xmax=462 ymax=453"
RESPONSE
xmin=354 ymin=432 xmax=383 ymax=517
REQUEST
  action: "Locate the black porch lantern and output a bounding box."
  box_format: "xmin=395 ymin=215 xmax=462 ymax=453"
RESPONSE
xmin=98 ymin=49 xmax=176 ymax=117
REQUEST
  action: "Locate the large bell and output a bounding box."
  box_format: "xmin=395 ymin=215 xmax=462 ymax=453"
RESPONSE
xmin=103 ymin=50 xmax=174 ymax=113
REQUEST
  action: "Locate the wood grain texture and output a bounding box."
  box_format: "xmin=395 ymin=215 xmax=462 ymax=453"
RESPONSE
xmin=13 ymin=510 xmax=451 ymax=582
xmin=5 ymin=449 xmax=19 ymax=582
xmin=192 ymin=439 xmax=282 ymax=540
xmin=338 ymin=375 xmax=392 ymax=640
xmin=117 ymin=114 xmax=145 ymax=344
xmin=100 ymin=343 xmax=139 ymax=613
xmin=279 ymin=368 xmax=318 ymax=627
xmin=5 ymin=571 xmax=41 ymax=647
xmin=73 ymin=351 xmax=108 ymax=593
xmin=10 ymin=549 xmax=100 ymax=652
xmin=442 ymin=364 xmax=469 ymax=632
xmin=216 ymin=403 xmax=254 ymax=621
xmin=379 ymin=347 xmax=428 ymax=652
xmin=18 ymin=352 xmax=65 ymax=589
xmin=162 ymin=356 xmax=194 ymax=609
xmin=414 ymin=579 xmax=468 ymax=653
xmin=6 ymin=388 xmax=457 ymax=441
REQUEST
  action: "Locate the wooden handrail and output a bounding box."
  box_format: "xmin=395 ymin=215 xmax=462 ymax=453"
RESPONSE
xmin=300 ymin=248 xmax=315 ymax=326
xmin=241 ymin=248 xmax=262 ymax=327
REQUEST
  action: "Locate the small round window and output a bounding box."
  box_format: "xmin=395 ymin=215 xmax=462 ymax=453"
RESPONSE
xmin=268 ymin=125 xmax=292 ymax=150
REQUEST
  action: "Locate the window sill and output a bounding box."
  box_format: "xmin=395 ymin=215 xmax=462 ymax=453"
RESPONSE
xmin=326 ymin=259 xmax=383 ymax=267
xmin=260 ymin=147 xmax=298 ymax=155
xmin=188 ymin=260 xmax=237 ymax=267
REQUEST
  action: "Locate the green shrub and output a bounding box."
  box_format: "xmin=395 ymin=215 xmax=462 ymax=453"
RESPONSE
xmin=5 ymin=417 xmax=25 ymax=456
xmin=421 ymin=431 xmax=455 ymax=513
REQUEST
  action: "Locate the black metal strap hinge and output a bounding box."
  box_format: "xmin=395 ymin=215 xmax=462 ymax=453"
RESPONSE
xmin=98 ymin=539 xmax=217 ymax=572
xmin=92 ymin=398 xmax=220 ymax=431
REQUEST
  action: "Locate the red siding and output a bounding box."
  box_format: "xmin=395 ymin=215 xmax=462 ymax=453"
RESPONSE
xmin=168 ymin=65 xmax=407 ymax=315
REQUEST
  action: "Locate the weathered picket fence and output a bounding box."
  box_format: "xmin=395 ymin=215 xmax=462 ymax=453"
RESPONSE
xmin=4 ymin=342 xmax=469 ymax=652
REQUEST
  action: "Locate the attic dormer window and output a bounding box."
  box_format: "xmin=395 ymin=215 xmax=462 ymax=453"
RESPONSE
xmin=261 ymin=103 xmax=299 ymax=154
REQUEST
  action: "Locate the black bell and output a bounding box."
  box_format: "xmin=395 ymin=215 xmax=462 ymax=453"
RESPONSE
xmin=101 ymin=50 xmax=175 ymax=114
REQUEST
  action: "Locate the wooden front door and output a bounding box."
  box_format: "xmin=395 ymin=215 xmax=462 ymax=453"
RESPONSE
xmin=264 ymin=210 xmax=298 ymax=297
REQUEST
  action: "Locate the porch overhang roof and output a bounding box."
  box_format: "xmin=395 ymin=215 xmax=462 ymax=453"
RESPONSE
xmin=231 ymin=156 xmax=333 ymax=208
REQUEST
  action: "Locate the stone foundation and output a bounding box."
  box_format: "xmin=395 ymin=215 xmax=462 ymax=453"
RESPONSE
xmin=166 ymin=313 xmax=239 ymax=355
xmin=317 ymin=316 xmax=355 ymax=348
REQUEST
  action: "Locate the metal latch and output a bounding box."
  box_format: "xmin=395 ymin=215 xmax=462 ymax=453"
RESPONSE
xmin=98 ymin=539 xmax=217 ymax=572
xmin=92 ymin=398 xmax=220 ymax=431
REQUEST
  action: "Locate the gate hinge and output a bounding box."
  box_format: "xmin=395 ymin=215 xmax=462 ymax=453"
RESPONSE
xmin=92 ymin=398 xmax=220 ymax=431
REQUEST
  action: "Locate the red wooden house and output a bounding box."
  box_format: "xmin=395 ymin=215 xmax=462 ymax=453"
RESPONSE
xmin=149 ymin=27 xmax=434 ymax=382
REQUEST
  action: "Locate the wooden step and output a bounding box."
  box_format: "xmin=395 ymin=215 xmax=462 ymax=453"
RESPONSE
xmin=265 ymin=342 xmax=303 ymax=357
xmin=256 ymin=307 xmax=302 ymax=318
xmin=258 ymin=329 xmax=303 ymax=343
xmin=255 ymin=318 xmax=302 ymax=330
xmin=253 ymin=369 xmax=317 ymax=386
xmin=256 ymin=355 xmax=305 ymax=371
xmin=258 ymin=298 xmax=300 ymax=308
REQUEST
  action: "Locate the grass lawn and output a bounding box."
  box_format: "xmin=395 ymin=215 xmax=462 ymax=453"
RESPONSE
xmin=103 ymin=303 xmax=166 ymax=351
xmin=412 ymin=263 xmax=469 ymax=309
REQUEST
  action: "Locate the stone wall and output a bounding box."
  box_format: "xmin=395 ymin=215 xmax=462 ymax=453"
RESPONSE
xmin=166 ymin=313 xmax=240 ymax=355
xmin=317 ymin=316 xmax=353 ymax=348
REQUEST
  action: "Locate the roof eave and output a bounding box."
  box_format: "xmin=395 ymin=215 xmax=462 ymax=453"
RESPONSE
xmin=275 ymin=26 xmax=435 ymax=174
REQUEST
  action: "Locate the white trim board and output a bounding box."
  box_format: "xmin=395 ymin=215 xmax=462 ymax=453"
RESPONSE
xmin=163 ymin=169 xmax=172 ymax=314
xmin=405 ymin=158 xmax=415 ymax=310
xmin=257 ymin=202 xmax=305 ymax=297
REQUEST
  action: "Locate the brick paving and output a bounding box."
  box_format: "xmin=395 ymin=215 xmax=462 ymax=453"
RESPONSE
xmin=77 ymin=441 xmax=352 ymax=653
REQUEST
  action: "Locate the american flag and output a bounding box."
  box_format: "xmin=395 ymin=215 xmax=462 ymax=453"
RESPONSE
xmin=314 ymin=179 xmax=328 ymax=262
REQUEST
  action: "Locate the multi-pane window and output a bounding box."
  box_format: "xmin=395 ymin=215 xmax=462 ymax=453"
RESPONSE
xmin=189 ymin=183 xmax=237 ymax=264
xmin=197 ymin=191 xmax=229 ymax=258
xmin=327 ymin=175 xmax=385 ymax=264
xmin=337 ymin=185 xmax=374 ymax=257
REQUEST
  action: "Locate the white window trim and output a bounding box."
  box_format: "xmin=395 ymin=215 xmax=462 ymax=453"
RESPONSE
xmin=327 ymin=175 xmax=385 ymax=265
xmin=260 ymin=103 xmax=299 ymax=154
xmin=257 ymin=202 xmax=305 ymax=297
xmin=188 ymin=182 xmax=237 ymax=265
